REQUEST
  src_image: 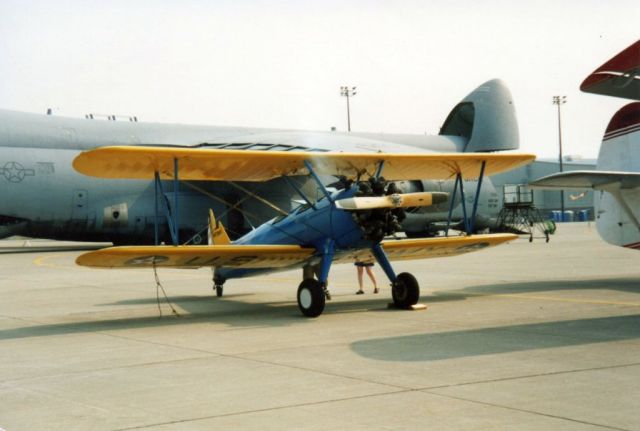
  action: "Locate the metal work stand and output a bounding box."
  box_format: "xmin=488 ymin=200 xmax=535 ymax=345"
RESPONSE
xmin=495 ymin=184 xmax=553 ymax=243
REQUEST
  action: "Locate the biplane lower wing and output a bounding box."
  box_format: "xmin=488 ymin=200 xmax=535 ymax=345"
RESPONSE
xmin=76 ymin=244 xmax=315 ymax=269
xmin=337 ymin=234 xmax=517 ymax=264
xmin=76 ymin=234 xmax=517 ymax=269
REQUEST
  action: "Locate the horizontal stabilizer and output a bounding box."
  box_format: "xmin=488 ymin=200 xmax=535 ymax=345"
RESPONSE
xmin=335 ymin=192 xmax=448 ymax=210
xmin=580 ymin=40 xmax=640 ymax=101
xmin=73 ymin=146 xmax=534 ymax=182
xmin=76 ymin=234 xmax=517 ymax=269
xmin=530 ymin=170 xmax=640 ymax=190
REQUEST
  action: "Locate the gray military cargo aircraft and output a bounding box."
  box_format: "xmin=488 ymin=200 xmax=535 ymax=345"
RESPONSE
xmin=0 ymin=79 xmax=518 ymax=244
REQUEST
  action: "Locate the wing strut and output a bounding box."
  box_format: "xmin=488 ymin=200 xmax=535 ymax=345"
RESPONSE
xmin=469 ymin=161 xmax=487 ymax=232
xmin=153 ymin=158 xmax=181 ymax=246
xmin=304 ymin=160 xmax=333 ymax=203
xmin=445 ymin=174 xmax=460 ymax=237
xmin=374 ymin=160 xmax=385 ymax=179
xmin=283 ymin=176 xmax=316 ymax=210
xmin=444 ymin=160 xmax=487 ymax=235
xmin=459 ymin=174 xmax=470 ymax=232
xmin=174 ymin=157 xmax=180 ymax=245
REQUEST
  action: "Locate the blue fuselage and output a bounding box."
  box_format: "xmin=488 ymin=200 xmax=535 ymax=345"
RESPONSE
xmin=216 ymin=188 xmax=368 ymax=281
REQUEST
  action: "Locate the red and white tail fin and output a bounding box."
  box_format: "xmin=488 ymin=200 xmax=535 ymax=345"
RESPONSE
xmin=594 ymin=103 xmax=640 ymax=248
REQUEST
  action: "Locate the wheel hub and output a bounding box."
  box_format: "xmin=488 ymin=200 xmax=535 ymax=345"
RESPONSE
xmin=299 ymin=288 xmax=312 ymax=309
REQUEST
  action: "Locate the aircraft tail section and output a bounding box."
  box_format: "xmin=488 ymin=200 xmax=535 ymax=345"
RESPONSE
xmin=592 ymin=102 xmax=640 ymax=248
xmin=208 ymin=209 xmax=231 ymax=245
xmin=596 ymin=102 xmax=640 ymax=172
xmin=440 ymin=79 xmax=519 ymax=153
xmin=531 ymin=103 xmax=640 ymax=249
xmin=580 ymin=39 xmax=640 ymax=101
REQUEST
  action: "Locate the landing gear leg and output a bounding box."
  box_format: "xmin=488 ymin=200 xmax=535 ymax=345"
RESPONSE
xmin=371 ymin=243 xmax=420 ymax=309
xmin=213 ymin=271 xmax=225 ymax=298
xmin=317 ymin=240 xmax=335 ymax=302
xmin=296 ymin=240 xmax=334 ymax=317
xmin=303 ymin=263 xmax=329 ymax=300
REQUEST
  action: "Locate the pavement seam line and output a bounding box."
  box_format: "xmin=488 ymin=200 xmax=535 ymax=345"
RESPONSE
xmin=0 ymin=355 xmax=218 ymax=385
xmin=113 ymin=389 xmax=411 ymax=430
xmin=423 ymin=390 xmax=632 ymax=431
xmin=418 ymin=361 xmax=640 ymax=391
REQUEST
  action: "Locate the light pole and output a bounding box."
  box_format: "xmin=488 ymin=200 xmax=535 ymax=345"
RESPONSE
xmin=552 ymin=95 xmax=567 ymax=217
xmin=340 ymin=86 xmax=357 ymax=132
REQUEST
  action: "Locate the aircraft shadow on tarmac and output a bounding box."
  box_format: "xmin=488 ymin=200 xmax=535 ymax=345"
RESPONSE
xmin=1 ymin=277 xmax=638 ymax=344
xmin=449 ymin=276 xmax=640 ymax=296
xmin=350 ymin=314 xmax=640 ymax=362
xmin=0 ymin=294 xmax=396 ymax=340
xmin=350 ymin=276 xmax=640 ymax=362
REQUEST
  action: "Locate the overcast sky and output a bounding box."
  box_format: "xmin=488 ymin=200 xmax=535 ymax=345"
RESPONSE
xmin=0 ymin=0 xmax=637 ymax=158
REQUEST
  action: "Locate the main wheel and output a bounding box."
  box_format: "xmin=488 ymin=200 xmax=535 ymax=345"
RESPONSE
xmin=392 ymin=272 xmax=420 ymax=309
xmin=215 ymin=284 xmax=223 ymax=297
xmin=297 ymin=278 xmax=326 ymax=318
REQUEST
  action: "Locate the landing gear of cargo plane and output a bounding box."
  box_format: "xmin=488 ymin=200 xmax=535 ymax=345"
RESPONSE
xmin=297 ymin=278 xmax=326 ymax=318
xmin=215 ymin=284 xmax=224 ymax=297
xmin=391 ymin=272 xmax=420 ymax=308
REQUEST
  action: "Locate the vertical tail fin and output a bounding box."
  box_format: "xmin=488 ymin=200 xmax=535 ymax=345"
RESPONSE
xmin=208 ymin=209 xmax=231 ymax=245
xmin=440 ymin=79 xmax=520 ymax=153
xmin=593 ymin=102 xmax=640 ymax=248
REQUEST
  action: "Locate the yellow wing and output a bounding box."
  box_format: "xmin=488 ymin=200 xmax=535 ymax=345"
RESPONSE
xmin=75 ymin=234 xmax=517 ymax=269
xmin=73 ymin=146 xmax=534 ymax=181
xmin=76 ymin=244 xmax=315 ymax=268
xmin=335 ymin=233 xmax=518 ymax=264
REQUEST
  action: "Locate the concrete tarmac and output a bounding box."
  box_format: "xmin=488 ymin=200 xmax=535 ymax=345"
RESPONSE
xmin=0 ymin=223 xmax=639 ymax=430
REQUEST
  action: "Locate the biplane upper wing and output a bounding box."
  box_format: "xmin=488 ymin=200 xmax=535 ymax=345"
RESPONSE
xmin=73 ymin=146 xmax=534 ymax=182
xmin=76 ymin=234 xmax=517 ymax=268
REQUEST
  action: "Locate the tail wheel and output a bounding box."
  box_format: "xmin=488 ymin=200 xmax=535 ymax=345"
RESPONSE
xmin=297 ymin=278 xmax=326 ymax=318
xmin=392 ymin=272 xmax=420 ymax=308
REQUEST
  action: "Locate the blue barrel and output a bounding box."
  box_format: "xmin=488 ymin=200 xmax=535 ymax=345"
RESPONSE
xmin=578 ymin=209 xmax=589 ymax=221
xmin=562 ymin=210 xmax=574 ymax=222
xmin=553 ymin=210 xmax=561 ymax=222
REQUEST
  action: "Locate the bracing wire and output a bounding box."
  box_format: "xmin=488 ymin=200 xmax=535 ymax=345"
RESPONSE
xmin=152 ymin=261 xmax=180 ymax=318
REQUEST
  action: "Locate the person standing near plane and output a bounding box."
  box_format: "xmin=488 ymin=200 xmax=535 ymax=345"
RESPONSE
xmin=355 ymin=260 xmax=378 ymax=294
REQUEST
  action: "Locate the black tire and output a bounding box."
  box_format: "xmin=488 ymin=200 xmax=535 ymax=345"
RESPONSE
xmin=392 ymin=272 xmax=420 ymax=308
xmin=215 ymin=285 xmax=223 ymax=297
xmin=297 ymin=278 xmax=325 ymax=318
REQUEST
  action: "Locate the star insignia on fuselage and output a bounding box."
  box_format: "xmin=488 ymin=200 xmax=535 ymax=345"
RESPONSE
xmin=0 ymin=162 xmax=36 ymax=183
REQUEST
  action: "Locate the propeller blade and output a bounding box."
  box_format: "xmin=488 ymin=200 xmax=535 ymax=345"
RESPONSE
xmin=336 ymin=192 xmax=448 ymax=211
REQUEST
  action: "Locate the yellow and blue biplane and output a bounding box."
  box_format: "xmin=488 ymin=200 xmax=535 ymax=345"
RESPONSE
xmin=73 ymin=147 xmax=534 ymax=317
